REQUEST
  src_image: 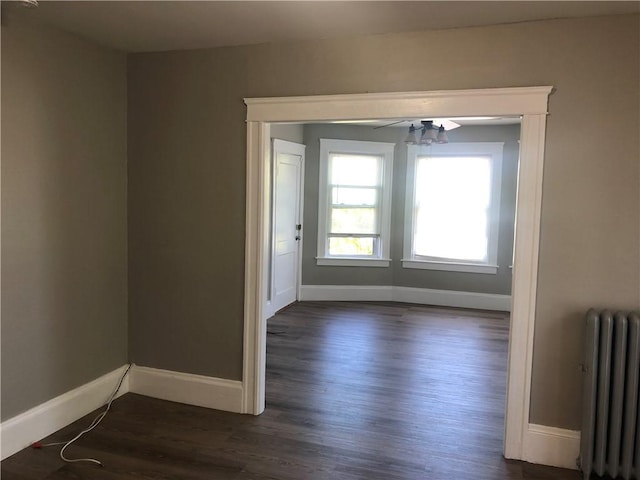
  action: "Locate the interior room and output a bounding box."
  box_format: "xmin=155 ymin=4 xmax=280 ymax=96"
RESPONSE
xmin=1 ymin=2 xmax=639 ymax=479
xmin=268 ymin=118 xmax=519 ymax=313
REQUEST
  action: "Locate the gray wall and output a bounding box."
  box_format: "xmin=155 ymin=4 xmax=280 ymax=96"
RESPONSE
xmin=300 ymin=123 xmax=519 ymax=295
xmin=271 ymin=123 xmax=304 ymax=144
xmin=127 ymin=14 xmax=640 ymax=430
xmin=1 ymin=17 xmax=128 ymax=420
xmin=127 ymin=48 xmax=247 ymax=379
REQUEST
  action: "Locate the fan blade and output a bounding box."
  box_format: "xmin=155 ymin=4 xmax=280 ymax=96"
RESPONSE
xmin=373 ymin=120 xmax=406 ymax=129
xmin=434 ymin=119 xmax=461 ymax=130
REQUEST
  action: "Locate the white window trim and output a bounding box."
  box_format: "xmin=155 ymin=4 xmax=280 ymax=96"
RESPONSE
xmin=401 ymin=259 xmax=499 ymax=274
xmin=402 ymin=142 xmax=504 ymax=274
xmin=317 ymin=139 xmax=394 ymax=267
xmin=315 ymin=257 xmax=391 ymax=267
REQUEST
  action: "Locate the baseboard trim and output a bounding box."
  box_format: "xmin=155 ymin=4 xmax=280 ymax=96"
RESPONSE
xmin=0 ymin=365 xmax=130 ymax=461
xmin=523 ymin=423 xmax=581 ymax=470
xmin=299 ymin=285 xmax=393 ymax=302
xmin=299 ymin=285 xmax=511 ymax=311
xmin=129 ymin=365 xmax=243 ymax=414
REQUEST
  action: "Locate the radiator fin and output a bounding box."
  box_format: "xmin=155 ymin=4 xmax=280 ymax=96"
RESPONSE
xmin=595 ymin=311 xmax=613 ymax=476
xmin=581 ymin=309 xmax=640 ymax=480
xmin=621 ymin=314 xmax=640 ymax=479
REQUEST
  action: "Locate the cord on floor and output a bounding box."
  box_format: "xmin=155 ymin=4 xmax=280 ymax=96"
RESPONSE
xmin=31 ymin=363 xmax=132 ymax=467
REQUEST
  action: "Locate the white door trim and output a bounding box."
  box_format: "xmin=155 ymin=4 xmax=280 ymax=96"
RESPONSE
xmin=242 ymin=87 xmax=553 ymax=462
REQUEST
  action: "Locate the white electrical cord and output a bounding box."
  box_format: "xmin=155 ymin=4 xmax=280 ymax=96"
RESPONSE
xmin=37 ymin=364 xmax=132 ymax=467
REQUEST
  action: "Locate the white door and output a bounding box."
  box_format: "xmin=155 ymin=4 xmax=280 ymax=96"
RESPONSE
xmin=271 ymin=139 xmax=305 ymax=313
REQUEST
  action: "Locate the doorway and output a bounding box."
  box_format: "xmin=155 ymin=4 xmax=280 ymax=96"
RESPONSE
xmin=242 ymin=87 xmax=552 ymax=462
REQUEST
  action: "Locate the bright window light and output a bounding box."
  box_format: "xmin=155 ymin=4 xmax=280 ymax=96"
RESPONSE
xmin=330 ymin=154 xmax=380 ymax=186
xmin=403 ymin=142 xmax=504 ymax=273
xmin=414 ymin=155 xmax=491 ymax=261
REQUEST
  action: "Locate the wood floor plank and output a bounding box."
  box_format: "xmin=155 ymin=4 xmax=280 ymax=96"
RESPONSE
xmin=2 ymin=301 xmax=581 ymax=479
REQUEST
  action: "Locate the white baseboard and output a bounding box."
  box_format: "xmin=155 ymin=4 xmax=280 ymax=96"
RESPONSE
xmin=0 ymin=365 xmax=576 ymax=471
xmin=299 ymin=285 xmax=393 ymax=302
xmin=129 ymin=365 xmax=244 ymax=414
xmin=299 ymin=285 xmax=511 ymax=311
xmin=0 ymin=365 xmax=130 ymax=461
xmin=523 ymin=423 xmax=581 ymax=470
xmin=1 ymin=364 xmax=244 ymax=461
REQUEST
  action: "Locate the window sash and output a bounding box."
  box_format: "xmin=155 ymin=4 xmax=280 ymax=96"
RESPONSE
xmin=403 ymin=143 xmax=503 ymax=268
xmin=412 ymin=154 xmax=492 ymax=262
xmin=327 ymin=199 xmax=381 ymax=255
xmin=330 ymin=185 xmax=379 ymax=207
xmin=329 ymin=154 xmax=382 ymax=187
xmin=327 ymin=234 xmax=380 ymax=257
xmin=318 ymin=139 xmax=394 ymax=262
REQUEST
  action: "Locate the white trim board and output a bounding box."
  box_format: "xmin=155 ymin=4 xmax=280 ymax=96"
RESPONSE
xmin=0 ymin=365 xmax=130 ymax=461
xmin=299 ymin=285 xmax=511 ymax=312
xmin=523 ymin=424 xmax=581 ymax=470
xmin=129 ymin=366 xmax=244 ymax=414
xmin=244 ymin=87 xmax=552 ymax=122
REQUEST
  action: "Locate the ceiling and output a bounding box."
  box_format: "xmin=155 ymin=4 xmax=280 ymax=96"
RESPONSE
xmin=4 ymin=1 xmax=639 ymax=53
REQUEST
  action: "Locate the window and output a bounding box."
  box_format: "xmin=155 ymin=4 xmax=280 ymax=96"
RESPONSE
xmin=403 ymin=142 xmax=504 ymax=274
xmin=317 ymin=139 xmax=394 ymax=267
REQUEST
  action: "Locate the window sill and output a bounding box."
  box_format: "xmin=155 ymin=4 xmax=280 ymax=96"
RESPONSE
xmin=401 ymin=259 xmax=498 ymax=274
xmin=316 ymin=257 xmax=391 ymax=267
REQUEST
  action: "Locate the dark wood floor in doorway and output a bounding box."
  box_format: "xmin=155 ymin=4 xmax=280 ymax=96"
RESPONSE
xmin=2 ymin=301 xmax=580 ymax=479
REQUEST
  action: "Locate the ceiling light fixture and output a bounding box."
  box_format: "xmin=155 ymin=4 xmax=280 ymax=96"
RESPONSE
xmin=404 ymin=120 xmax=448 ymax=145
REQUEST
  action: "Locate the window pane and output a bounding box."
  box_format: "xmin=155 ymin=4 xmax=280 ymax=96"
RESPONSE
xmin=330 ymin=154 xmax=380 ymax=186
xmin=414 ymin=156 xmax=491 ymax=261
xmin=329 ymin=237 xmax=374 ymax=256
xmin=331 ymin=208 xmax=376 ymax=234
xmin=331 ymin=187 xmax=377 ymax=206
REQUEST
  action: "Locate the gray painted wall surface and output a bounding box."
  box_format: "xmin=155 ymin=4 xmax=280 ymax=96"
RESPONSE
xmin=300 ymin=123 xmax=520 ymax=295
xmin=127 ymin=14 xmax=640 ymax=429
xmin=127 ymin=47 xmax=247 ymax=379
xmin=1 ymin=17 xmax=128 ymax=420
xmin=271 ymin=123 xmax=304 ymax=144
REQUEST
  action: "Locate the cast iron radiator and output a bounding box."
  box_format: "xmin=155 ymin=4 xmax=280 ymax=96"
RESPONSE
xmin=580 ymin=309 xmax=640 ymax=480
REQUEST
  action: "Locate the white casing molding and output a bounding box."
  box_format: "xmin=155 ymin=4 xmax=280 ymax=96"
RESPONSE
xmin=244 ymin=87 xmax=553 ymax=465
xmin=0 ymin=365 xmax=130 ymax=461
xmin=523 ymin=424 xmax=581 ymax=470
xmin=129 ymin=366 xmax=244 ymax=414
xmin=299 ymin=285 xmax=511 ymax=312
xmin=502 ymin=113 xmax=549 ymax=461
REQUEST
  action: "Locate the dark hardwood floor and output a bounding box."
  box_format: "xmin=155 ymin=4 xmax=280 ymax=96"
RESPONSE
xmin=2 ymin=301 xmax=581 ymax=479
